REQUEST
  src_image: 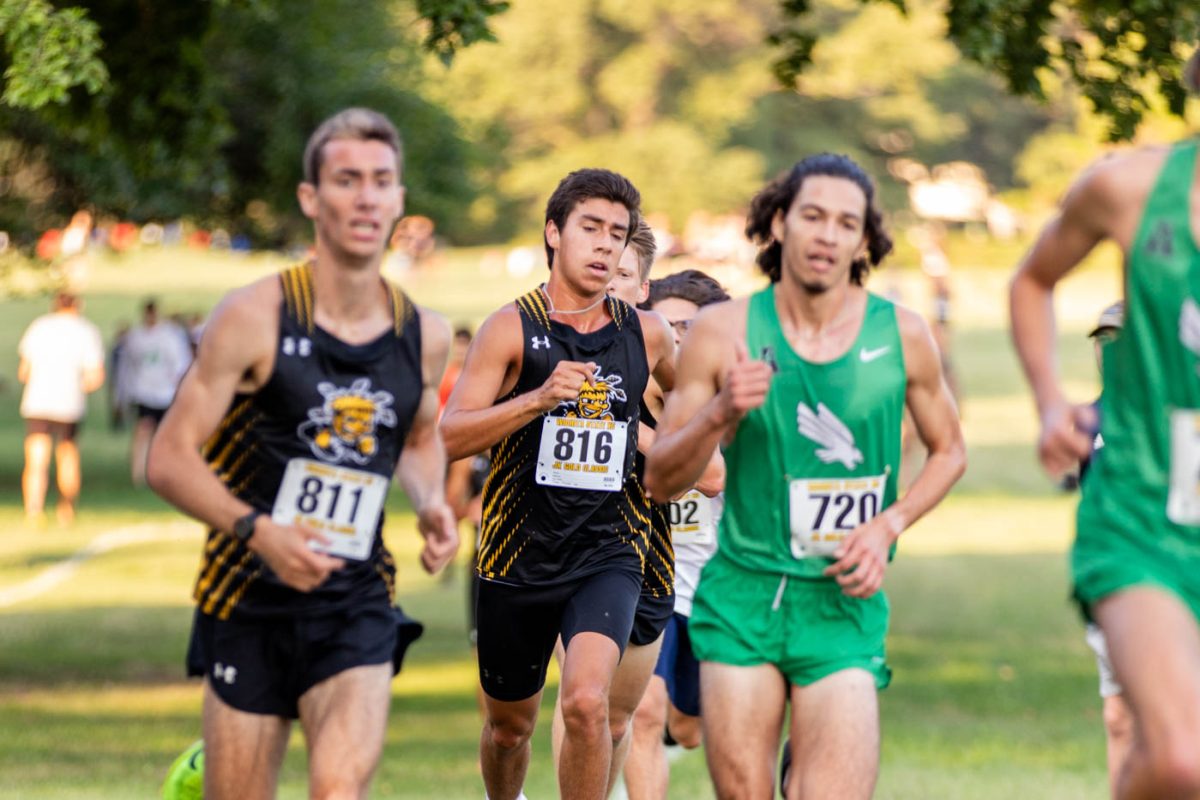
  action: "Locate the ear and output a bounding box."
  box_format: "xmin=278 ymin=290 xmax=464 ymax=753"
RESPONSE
xmin=396 ymin=184 xmax=406 ymax=221
xmin=545 ymin=220 xmax=561 ymax=268
xmin=770 ymin=208 xmax=786 ymax=245
xmin=297 ymin=182 xmax=318 ymax=220
xmin=853 ymin=234 xmax=869 ymax=264
xmin=637 ymin=280 xmax=650 ymax=305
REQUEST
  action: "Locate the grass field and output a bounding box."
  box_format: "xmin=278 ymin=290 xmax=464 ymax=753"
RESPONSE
xmin=0 ymin=245 xmax=1121 ymax=798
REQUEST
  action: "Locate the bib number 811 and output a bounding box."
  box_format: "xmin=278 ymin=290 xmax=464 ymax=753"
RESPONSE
xmin=294 ymin=476 xmax=365 ymax=523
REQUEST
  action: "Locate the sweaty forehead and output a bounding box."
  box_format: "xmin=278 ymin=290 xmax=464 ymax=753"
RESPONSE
xmin=793 ymin=175 xmax=867 ymax=217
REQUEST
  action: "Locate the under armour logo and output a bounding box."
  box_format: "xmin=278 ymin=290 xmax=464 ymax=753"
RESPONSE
xmin=212 ymin=662 xmax=238 ymax=685
xmin=282 ymin=336 xmax=312 ymax=357
xmin=1145 ymin=221 xmax=1174 ymax=258
xmin=531 ymin=336 xmax=550 ymax=350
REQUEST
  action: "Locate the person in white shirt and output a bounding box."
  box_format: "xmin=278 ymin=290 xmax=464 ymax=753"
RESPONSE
xmin=125 ymin=298 xmax=193 ymax=485
xmin=18 ymin=291 xmax=105 ymax=526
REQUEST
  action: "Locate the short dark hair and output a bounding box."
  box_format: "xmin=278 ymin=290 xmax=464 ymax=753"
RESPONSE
xmin=642 ymin=269 xmax=730 ymax=311
xmin=745 ymin=153 xmax=893 ymax=286
xmin=303 ymin=107 xmax=404 ymax=185
xmin=628 ymin=219 xmax=656 ymax=281
xmin=52 ymin=291 xmax=78 ymax=311
xmin=543 ymin=168 xmax=641 ymax=268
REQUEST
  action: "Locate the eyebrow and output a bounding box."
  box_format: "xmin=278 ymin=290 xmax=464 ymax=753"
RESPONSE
xmin=581 ymin=213 xmax=629 ymax=234
xmin=798 ymin=202 xmax=862 ymax=223
xmin=330 ymin=167 xmax=397 ymax=179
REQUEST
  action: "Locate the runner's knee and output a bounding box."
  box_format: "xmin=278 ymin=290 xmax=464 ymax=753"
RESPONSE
xmin=561 ymin=685 xmax=608 ymax=737
xmin=485 ymin=714 xmax=536 ymax=751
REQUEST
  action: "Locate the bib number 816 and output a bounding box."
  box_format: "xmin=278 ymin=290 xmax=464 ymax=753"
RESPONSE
xmin=553 ymin=428 xmax=614 ymax=464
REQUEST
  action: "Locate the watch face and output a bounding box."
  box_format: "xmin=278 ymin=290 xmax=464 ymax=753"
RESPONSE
xmin=235 ymin=513 xmax=257 ymax=541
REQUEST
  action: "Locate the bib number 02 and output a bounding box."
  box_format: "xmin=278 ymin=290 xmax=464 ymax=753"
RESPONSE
xmin=536 ymin=416 xmax=627 ymax=491
xmin=669 ymin=490 xmax=715 ymax=546
xmin=271 ymin=458 xmax=388 ymax=560
xmin=789 ymin=474 xmax=887 ymax=559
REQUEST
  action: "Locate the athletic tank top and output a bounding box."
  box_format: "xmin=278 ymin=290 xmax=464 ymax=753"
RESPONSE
xmin=637 ymin=403 xmax=675 ymax=601
xmin=719 ymin=286 xmax=906 ymax=577
xmin=477 ymin=289 xmax=651 ymax=586
xmin=1080 ymin=140 xmax=1200 ymax=539
xmin=194 ymin=263 xmax=423 ymax=619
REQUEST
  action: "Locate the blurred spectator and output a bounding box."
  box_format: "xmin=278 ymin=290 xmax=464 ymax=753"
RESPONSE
xmin=125 ymin=298 xmax=193 ymax=486
xmin=36 ymin=229 xmax=62 ymax=261
xmin=439 ymin=326 xmax=473 ymax=417
xmin=18 ymin=291 xmax=105 ymax=526
xmin=108 ymin=321 xmax=133 ymax=430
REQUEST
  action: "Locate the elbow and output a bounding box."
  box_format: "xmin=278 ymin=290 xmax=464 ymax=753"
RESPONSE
xmin=145 ymin=438 xmax=176 ymax=497
xmin=438 ymin=417 xmax=468 ymax=463
xmin=948 ymin=440 xmax=968 ymax=485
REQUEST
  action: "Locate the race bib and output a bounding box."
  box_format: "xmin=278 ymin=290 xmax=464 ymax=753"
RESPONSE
xmin=1168 ymin=410 xmax=1200 ymax=525
xmin=789 ymin=474 xmax=887 ymax=559
xmin=271 ymin=458 xmax=388 ymax=561
xmin=536 ymin=416 xmax=627 ymax=491
xmin=669 ymin=490 xmax=716 ymax=546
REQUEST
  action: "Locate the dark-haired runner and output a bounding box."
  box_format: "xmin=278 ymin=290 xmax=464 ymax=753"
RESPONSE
xmin=440 ymin=168 xmax=675 ymax=800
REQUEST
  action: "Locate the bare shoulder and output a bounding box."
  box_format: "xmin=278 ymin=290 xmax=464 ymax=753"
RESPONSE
xmin=691 ymin=295 xmax=750 ymax=336
xmin=635 ymin=306 xmax=672 ymax=343
xmin=204 ymin=275 xmax=281 ymax=348
xmin=470 ymin=301 xmax=525 ymax=360
xmin=1070 ymin=145 xmax=1169 ymax=211
xmin=415 ymin=304 xmax=451 ymax=351
xmin=891 ymin=302 xmax=939 ymax=379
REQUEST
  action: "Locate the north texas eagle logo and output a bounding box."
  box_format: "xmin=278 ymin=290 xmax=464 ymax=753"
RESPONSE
xmin=298 ymin=378 xmax=397 ymax=465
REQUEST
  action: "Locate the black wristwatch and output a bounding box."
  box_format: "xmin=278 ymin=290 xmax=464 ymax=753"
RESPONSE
xmin=232 ymin=511 xmax=262 ymax=543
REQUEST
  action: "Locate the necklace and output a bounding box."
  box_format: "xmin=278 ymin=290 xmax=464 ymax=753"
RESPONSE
xmin=540 ymin=284 xmax=607 ymax=316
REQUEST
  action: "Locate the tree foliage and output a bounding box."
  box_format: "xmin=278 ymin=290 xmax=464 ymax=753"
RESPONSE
xmin=776 ymin=0 xmax=1200 ymax=140
xmin=0 ymin=0 xmax=106 ymax=108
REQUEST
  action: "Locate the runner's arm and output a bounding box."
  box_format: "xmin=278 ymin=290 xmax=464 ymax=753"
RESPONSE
xmin=397 ymin=309 xmax=459 ymax=574
xmin=638 ymin=308 xmax=676 ymax=393
xmin=646 ymin=306 xmax=760 ymax=500
xmin=889 ymin=308 xmax=966 ymax=533
xmin=824 ymin=309 xmax=965 ymax=598
xmin=1011 ymin=162 xmax=1116 ymax=416
xmin=1011 ymin=159 xmax=1122 ymax=474
xmin=439 ymin=307 xmax=594 ymax=461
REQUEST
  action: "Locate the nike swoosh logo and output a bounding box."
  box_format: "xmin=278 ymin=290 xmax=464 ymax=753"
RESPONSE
xmin=859 ymin=345 xmax=890 ymax=362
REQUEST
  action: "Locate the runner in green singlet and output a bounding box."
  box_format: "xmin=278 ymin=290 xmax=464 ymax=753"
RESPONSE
xmin=1010 ymin=49 xmax=1200 ymax=800
xmin=645 ymin=153 xmax=965 ymax=799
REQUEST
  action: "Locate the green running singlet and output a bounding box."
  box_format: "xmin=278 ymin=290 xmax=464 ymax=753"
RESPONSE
xmin=1075 ymin=140 xmax=1200 ymax=618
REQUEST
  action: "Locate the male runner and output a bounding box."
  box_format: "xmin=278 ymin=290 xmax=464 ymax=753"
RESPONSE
xmin=625 ymin=269 xmax=730 ymax=800
xmin=646 ymin=153 xmax=965 ymax=799
xmin=547 ymin=218 xmax=676 ymax=797
xmin=147 ymin=107 xmax=458 ymax=800
xmin=1010 ymin=49 xmax=1200 ymax=799
xmin=439 ymin=168 xmax=675 ymax=800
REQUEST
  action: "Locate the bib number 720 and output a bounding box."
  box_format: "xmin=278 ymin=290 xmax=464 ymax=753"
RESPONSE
xmin=789 ymin=474 xmax=887 ymax=559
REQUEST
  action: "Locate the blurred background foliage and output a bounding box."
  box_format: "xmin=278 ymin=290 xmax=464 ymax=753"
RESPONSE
xmin=0 ymin=0 xmax=1196 ymax=247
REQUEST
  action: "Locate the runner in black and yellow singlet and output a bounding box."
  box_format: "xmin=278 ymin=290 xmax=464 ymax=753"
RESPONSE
xmin=1011 ymin=54 xmax=1200 ymax=798
xmin=148 ymin=108 xmax=457 ymax=800
xmin=440 ymin=169 xmax=676 ymax=800
xmin=646 ymin=154 xmax=964 ymax=800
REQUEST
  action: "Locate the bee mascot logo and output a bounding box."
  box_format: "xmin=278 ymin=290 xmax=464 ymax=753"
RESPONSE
xmin=299 ymin=378 xmax=397 ymax=465
xmin=563 ymin=365 xmax=626 ymax=421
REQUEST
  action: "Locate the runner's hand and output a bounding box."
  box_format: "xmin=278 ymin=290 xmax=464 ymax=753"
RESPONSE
xmin=1038 ymin=402 xmax=1096 ymax=478
xmin=247 ymin=517 xmax=344 ymax=593
xmin=417 ymin=503 xmax=460 ymax=575
xmin=533 ymin=360 xmax=597 ymax=412
xmin=715 ymin=340 xmax=773 ymax=427
xmin=823 ymin=512 xmax=898 ymax=599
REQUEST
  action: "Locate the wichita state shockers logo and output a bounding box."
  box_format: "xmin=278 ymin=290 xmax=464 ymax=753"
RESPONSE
xmin=298 ymin=378 xmax=397 ymax=465
xmin=562 ymin=365 xmax=627 ymax=421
